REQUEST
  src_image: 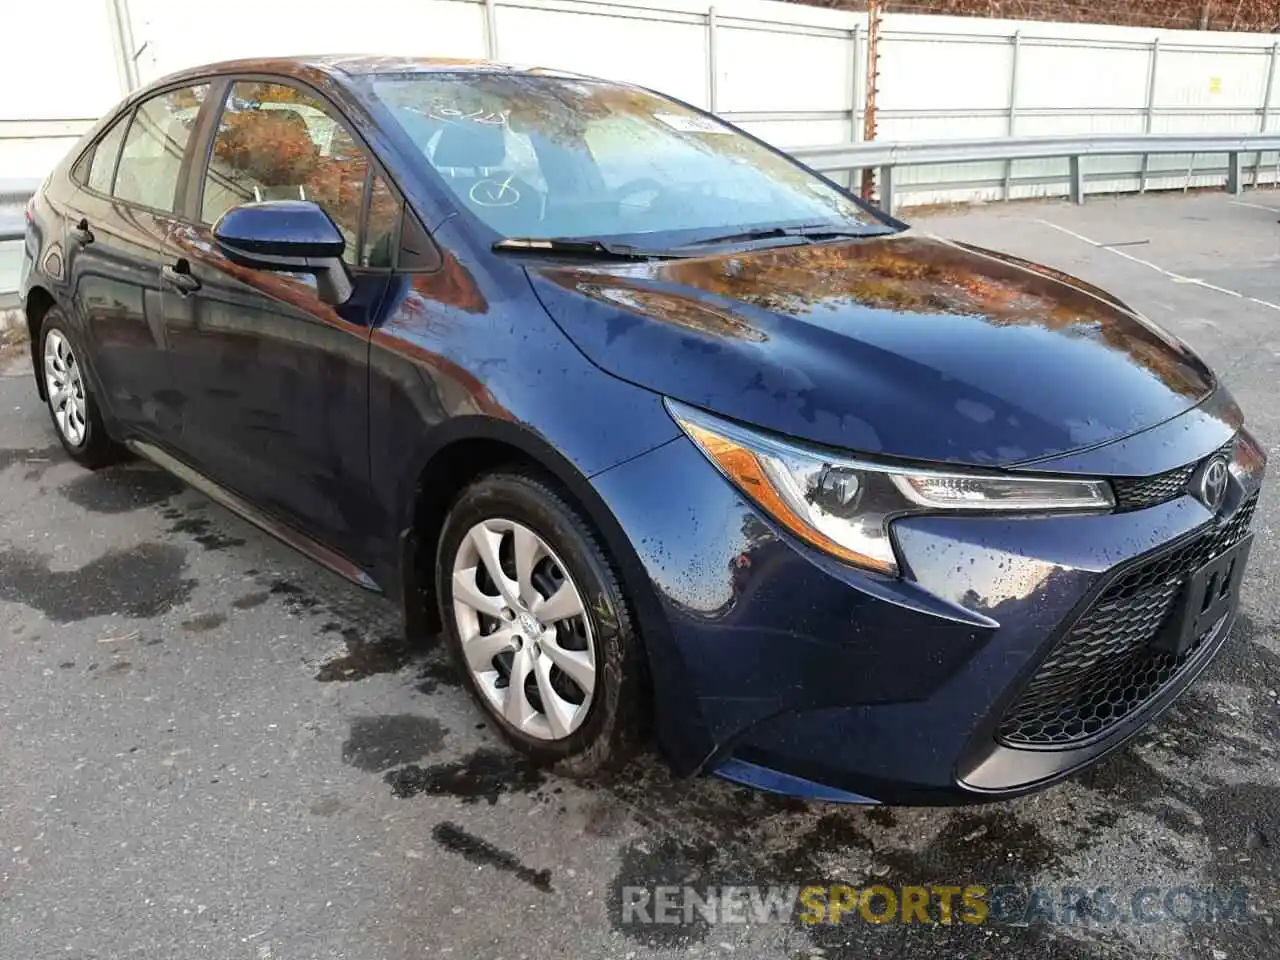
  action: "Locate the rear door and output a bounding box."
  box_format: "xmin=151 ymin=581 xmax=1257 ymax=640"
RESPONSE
xmin=63 ymin=82 xmax=214 ymax=439
xmin=167 ymin=78 xmax=398 ymax=561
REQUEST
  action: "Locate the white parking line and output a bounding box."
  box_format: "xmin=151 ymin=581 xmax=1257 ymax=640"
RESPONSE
xmin=1229 ymin=199 xmax=1280 ymax=212
xmin=1036 ymin=218 xmax=1280 ymax=313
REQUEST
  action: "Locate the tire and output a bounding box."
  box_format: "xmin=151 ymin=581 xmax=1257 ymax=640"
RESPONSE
xmin=436 ymin=470 xmax=645 ymax=775
xmin=39 ymin=309 xmax=125 ymax=469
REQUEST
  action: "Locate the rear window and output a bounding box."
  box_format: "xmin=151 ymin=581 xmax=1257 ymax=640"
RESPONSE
xmin=113 ymin=84 xmax=209 ymax=213
xmin=81 ymin=115 xmax=129 ymax=194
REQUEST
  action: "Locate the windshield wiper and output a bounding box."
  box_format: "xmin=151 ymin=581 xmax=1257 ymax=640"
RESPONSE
xmin=493 ymin=237 xmax=681 ymax=260
xmin=675 ymin=223 xmax=888 ymax=249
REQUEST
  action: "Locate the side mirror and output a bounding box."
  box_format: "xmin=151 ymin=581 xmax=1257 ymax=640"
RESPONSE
xmin=213 ymin=200 xmax=353 ymax=305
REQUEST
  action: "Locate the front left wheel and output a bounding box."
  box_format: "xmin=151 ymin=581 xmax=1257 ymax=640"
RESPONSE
xmin=436 ymin=471 xmax=646 ymax=776
xmin=40 ymin=310 xmax=124 ymax=468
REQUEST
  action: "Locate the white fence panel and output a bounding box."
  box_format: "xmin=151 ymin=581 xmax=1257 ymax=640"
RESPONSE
xmin=715 ymin=28 xmax=849 ymax=114
xmin=878 ymin=33 xmax=1013 ymax=114
xmin=495 ymin=4 xmax=709 ymax=105
xmin=1156 ymin=46 xmax=1271 ymax=111
xmin=129 ymin=0 xmax=489 ymax=79
xmin=0 ymin=1 xmax=124 ymax=183
xmin=1016 ymin=41 xmax=1151 ymax=112
xmin=12 ymin=0 xmax=1280 ymax=207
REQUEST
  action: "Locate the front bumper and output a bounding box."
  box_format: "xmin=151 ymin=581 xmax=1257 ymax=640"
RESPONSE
xmin=589 ymin=414 xmax=1265 ymax=804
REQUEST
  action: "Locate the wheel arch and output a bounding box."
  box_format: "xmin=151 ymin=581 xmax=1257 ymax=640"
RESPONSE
xmin=398 ymin=418 xmax=671 ymax=689
xmin=23 ymin=286 xmax=57 ymax=400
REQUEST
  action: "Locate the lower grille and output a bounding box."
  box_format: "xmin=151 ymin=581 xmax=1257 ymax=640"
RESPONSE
xmin=997 ymin=493 xmax=1258 ymax=748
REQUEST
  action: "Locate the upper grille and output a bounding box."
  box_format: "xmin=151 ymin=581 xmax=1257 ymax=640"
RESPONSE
xmin=1111 ymin=438 xmax=1236 ymax=512
xmin=997 ymin=493 xmax=1258 ymax=749
xmin=1111 ymin=464 xmax=1197 ymax=511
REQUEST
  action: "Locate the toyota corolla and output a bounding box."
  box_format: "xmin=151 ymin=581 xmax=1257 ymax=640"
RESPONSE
xmin=19 ymin=57 xmax=1265 ymax=803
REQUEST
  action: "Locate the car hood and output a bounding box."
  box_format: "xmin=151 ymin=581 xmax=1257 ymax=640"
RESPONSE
xmin=526 ymin=232 xmax=1215 ymax=467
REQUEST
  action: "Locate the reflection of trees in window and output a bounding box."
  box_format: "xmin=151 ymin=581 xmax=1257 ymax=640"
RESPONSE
xmin=168 ymin=86 xmax=206 ymax=111
xmin=371 ymin=74 xmax=875 ymax=228
xmin=363 ymin=176 xmax=401 ymax=268
xmin=203 ymin=83 xmax=369 ymax=261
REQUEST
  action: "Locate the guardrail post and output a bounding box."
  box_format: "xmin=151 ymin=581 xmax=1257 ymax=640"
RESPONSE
xmin=1069 ymin=155 xmax=1084 ymax=204
xmin=1004 ymin=30 xmax=1022 ymax=201
xmin=1139 ymin=37 xmax=1161 ymax=193
xmin=1228 ymin=151 xmax=1244 ymax=195
xmin=1254 ymin=42 xmax=1278 ymax=187
xmin=879 ymin=164 xmax=894 ymax=215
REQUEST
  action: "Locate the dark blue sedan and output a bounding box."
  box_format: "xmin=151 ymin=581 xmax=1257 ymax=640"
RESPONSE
xmin=19 ymin=56 xmax=1266 ymax=804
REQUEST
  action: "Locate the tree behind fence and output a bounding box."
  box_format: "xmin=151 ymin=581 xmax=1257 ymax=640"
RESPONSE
xmin=798 ymin=0 xmax=1280 ymax=32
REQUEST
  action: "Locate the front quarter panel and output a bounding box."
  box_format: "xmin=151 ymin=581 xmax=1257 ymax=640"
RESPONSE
xmin=367 ymin=218 xmax=682 ymax=550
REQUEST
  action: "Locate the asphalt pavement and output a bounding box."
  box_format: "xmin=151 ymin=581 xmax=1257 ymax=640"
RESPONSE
xmin=2 ymin=191 xmax=1280 ymax=960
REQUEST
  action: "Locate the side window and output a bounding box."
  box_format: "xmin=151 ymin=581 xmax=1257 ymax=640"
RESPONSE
xmin=362 ymin=174 xmax=401 ymax=268
xmin=84 ymin=115 xmax=130 ymax=194
xmin=113 ymin=84 xmax=209 ymax=212
xmin=202 ymin=81 xmax=370 ymax=265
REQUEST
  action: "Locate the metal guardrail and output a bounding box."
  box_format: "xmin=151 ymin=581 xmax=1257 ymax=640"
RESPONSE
xmin=0 ymin=178 xmax=37 ymax=244
xmin=3 ymin=130 xmax=1280 ymax=242
xmin=0 ymin=179 xmax=33 ymax=308
xmin=790 ymin=132 xmax=1280 ymax=214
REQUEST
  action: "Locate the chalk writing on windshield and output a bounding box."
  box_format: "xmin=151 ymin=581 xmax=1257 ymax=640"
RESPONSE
xmin=423 ymin=104 xmax=510 ymax=125
xmin=469 ymin=175 xmax=521 ymax=207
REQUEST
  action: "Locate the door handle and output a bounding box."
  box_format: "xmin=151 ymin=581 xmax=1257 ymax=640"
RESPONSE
xmin=161 ymin=261 xmax=201 ymax=295
xmin=70 ymin=217 xmax=93 ymax=245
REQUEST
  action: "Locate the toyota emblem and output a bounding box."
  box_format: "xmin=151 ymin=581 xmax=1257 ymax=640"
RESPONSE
xmin=1195 ymin=456 xmax=1231 ymax=513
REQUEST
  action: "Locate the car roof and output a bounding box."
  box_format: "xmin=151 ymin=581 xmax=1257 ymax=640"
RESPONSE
xmin=150 ymin=55 xmax=607 ymax=91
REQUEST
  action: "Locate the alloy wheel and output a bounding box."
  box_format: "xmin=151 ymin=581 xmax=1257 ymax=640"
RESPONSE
xmin=44 ymin=330 xmax=87 ymax=448
xmin=451 ymin=518 xmax=597 ymax=741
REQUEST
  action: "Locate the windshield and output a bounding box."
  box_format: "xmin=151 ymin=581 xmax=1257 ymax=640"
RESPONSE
xmin=367 ymin=73 xmax=891 ymax=248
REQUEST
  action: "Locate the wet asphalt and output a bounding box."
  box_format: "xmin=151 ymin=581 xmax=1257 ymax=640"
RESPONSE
xmin=2 ymin=191 xmax=1280 ymax=960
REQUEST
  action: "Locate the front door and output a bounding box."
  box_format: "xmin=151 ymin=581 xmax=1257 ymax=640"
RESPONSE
xmin=166 ymin=79 xmax=402 ymax=561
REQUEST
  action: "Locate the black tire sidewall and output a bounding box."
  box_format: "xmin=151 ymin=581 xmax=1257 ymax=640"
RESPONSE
xmin=436 ymin=473 xmax=633 ymax=767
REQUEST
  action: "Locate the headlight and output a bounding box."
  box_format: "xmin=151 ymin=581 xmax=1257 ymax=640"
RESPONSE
xmin=667 ymin=399 xmax=1114 ymax=576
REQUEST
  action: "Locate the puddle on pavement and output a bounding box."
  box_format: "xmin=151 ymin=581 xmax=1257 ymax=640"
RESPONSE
xmin=316 ymin=626 xmax=415 ymax=682
xmin=231 ymin=590 xmax=271 ymax=610
xmin=341 ymin=715 xmax=448 ymax=772
xmin=161 ymin=508 xmax=247 ymax=550
xmin=62 ymin=465 xmax=184 ymax=514
xmin=416 ymin=653 xmax=462 ymax=694
xmin=181 ymin=612 xmax=226 ymax=633
xmin=269 ymin=579 xmax=321 ymax=615
xmin=0 ymin=542 xmax=195 ymax=622
xmin=384 ymin=747 xmax=545 ymax=804
xmin=432 ymin=821 xmax=553 ymax=892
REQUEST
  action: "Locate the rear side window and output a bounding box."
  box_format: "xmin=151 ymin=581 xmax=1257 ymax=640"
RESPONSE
xmin=85 ymin=115 xmax=129 ymax=194
xmin=201 ymin=81 xmax=371 ymax=264
xmin=114 ymin=84 xmax=209 ymax=212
